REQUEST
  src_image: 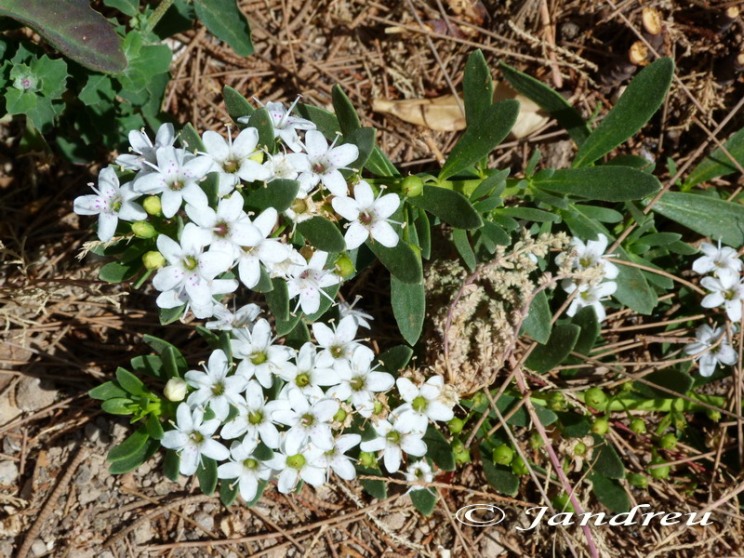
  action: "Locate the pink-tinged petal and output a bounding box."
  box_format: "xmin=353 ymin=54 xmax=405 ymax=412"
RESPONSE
xmin=344 ymin=222 xmax=369 ymax=250
xmin=321 ymin=170 xmax=349 ymax=197
xmin=329 ymin=144 xmax=359 ymax=167
xmin=161 ymin=430 xmax=188 ymax=450
xmin=184 ymin=156 xmax=215 ymax=181
xmin=160 ymin=189 xmax=183 ymax=218
xmin=185 ymin=276 xmax=212 ymax=305
xmin=73 ymin=194 xmax=104 ymax=216
xmin=396 ymin=378 xmax=419 ymax=403
xmin=382 ymin=446 xmax=402 ymax=473
xmin=331 ymin=458 xmax=356 ymax=480
xmin=217 ymin=461 xmax=243 ymax=479
xmin=97 ymin=213 xmax=118 ymax=242
xmin=331 ymin=196 xmax=360 ymax=221
xmin=202 ymin=131 xmax=230 ymax=160
xmin=301 ymin=465 xmax=326 ymax=487
xmin=374 ymin=193 xmax=400 ymax=218
xmin=133 ymin=172 xmax=166 ymax=194
xmin=298 ymin=172 xmax=319 ymax=194
xmin=370 ymin=221 xmax=398 ymax=247
xmin=202 ymin=439 xmax=230 ymax=461
xmin=179 ymin=446 xmax=200 ymax=475
xmin=304 ymin=130 xmax=330 ymax=159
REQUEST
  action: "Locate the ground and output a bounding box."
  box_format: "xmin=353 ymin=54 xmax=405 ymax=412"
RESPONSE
xmin=2 ymin=0 xmax=744 ymax=556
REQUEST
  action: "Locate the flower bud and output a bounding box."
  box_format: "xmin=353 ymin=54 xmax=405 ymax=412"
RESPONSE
xmin=131 ymin=220 xmax=157 ymax=239
xmin=573 ymin=441 xmax=588 ymax=456
xmin=511 ymin=455 xmax=529 ymax=476
xmin=163 ymin=378 xmax=187 ymax=402
xmin=452 ymin=440 xmax=471 ymax=464
xmin=628 ymin=473 xmax=648 ymax=489
xmin=648 ymin=457 xmax=670 ymax=480
xmin=143 ymin=195 xmax=162 ymax=216
xmin=359 ymin=451 xmax=377 ymax=468
xmin=401 ymin=175 xmax=424 ymax=197
xmin=334 ymin=254 xmax=355 ymax=279
xmin=591 ymin=417 xmax=610 ymax=436
xmin=658 ymin=433 xmax=677 ymax=450
xmin=448 ymin=417 xmax=464 ymax=435
xmin=529 ymin=431 xmax=544 ymax=450
xmin=584 ymin=387 xmax=608 ymax=411
xmin=492 ymin=444 xmax=514 ymax=466
xmin=630 ymin=418 xmax=647 ymax=434
xmin=142 ymin=251 xmax=166 ymax=270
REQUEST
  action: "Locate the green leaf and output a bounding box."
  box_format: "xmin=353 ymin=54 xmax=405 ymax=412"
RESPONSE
xmin=80 ymin=74 xmax=115 ymax=107
xmin=97 ymin=260 xmax=140 ymax=283
xmin=524 ymin=324 xmax=580 ymax=373
xmin=196 ymin=457 xmax=219 ymax=495
xmin=244 ymin=179 xmax=300 ymax=212
xmin=108 ymin=428 xmax=149 ymax=462
xmin=643 ymin=369 xmax=694 ymax=398
xmin=499 ymin=61 xmax=590 ymax=145
xmin=452 ymin=229 xmax=476 ymax=271
xmin=391 ymin=276 xmax=425 ymax=346
xmin=572 ymin=306 xmax=600 ymax=355
xmin=163 ymin=449 xmax=180 ymax=481
xmin=686 ymin=128 xmax=744 ymax=187
xmin=223 ymin=85 xmax=255 ymax=121
xmin=179 ymin=123 xmax=205 ymax=153
xmin=220 ymin=478 xmax=239 ymax=506
xmin=358 ymin=466 xmax=387 ymax=499
xmin=368 ymin=240 xmax=423 ymax=284
xmin=574 ymin=57 xmax=674 ymax=167
xmin=613 ymin=248 xmax=657 ymax=315
xmin=365 ymin=146 xmax=401 ymax=177
xmin=159 ymin=305 xmax=185 ymax=325
xmin=463 ymin=49 xmax=493 ymax=125
xmin=592 ymin=439 xmax=625 ymax=479
xmin=331 ymin=84 xmax=361 ymax=134
xmin=247 ymin=107 xmax=274 ymax=149
xmin=414 ymin=209 xmax=431 ymax=260
xmin=589 ymin=473 xmax=630 ymax=513
xmin=408 ymin=186 xmax=483 ymax=229
xmin=423 ymin=426 xmax=455 ymax=471
xmin=481 ymin=454 xmax=520 ymax=496
xmin=532 ymin=167 xmax=661 ymax=201
xmin=0 ymin=0 xmax=127 ymax=73
xmin=101 ymin=398 xmax=134 ymax=415
xmin=145 ymin=414 xmax=164 ymax=440
xmin=89 ymin=381 xmax=127 ymax=401
xmin=377 ymin=345 xmax=414 ymax=375
xmin=556 ymin=411 xmax=591 ymax=437
xmin=103 ymin=0 xmax=138 ymax=17
xmin=144 ymin=335 xmax=188 ymax=368
xmin=108 ymin=439 xmax=158 ymax=474
xmin=115 ymin=367 xmax=147 ymax=396
xmin=440 ymin=100 xmax=519 ymax=180
xmin=498 ymin=207 xmax=560 ymax=222
xmin=652 ymin=191 xmax=744 ymax=247
xmin=297 ymin=104 xmax=340 ymax=137
xmin=520 ymin=290 xmax=552 ymax=344
xmin=193 ymin=0 xmax=253 ymax=56
xmin=297 ymin=217 xmax=346 ymax=252
xmin=410 ymin=488 xmax=437 ymax=516
xmin=345 ymin=127 xmax=376 ymax=169
xmin=266 ymin=277 xmax=290 ymax=322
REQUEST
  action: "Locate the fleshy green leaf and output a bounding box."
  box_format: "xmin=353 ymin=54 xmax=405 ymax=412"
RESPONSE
xmin=643 ymin=369 xmax=694 ymax=398
xmin=613 ymin=247 xmax=657 ymax=315
xmin=196 ymin=456 xmax=219 ymax=495
xmin=391 ymin=276 xmax=425 ymax=346
xmin=89 ymin=381 xmax=128 ymax=401
xmin=103 ymin=0 xmax=138 ymax=17
xmin=145 ymin=414 xmax=164 ymax=440
xmin=440 ymin=100 xmax=519 ymax=180
xmin=423 ymin=427 xmax=455 ymax=471
xmin=685 ymin=128 xmax=744 ymax=188
xmin=481 ymin=453 xmax=520 ymax=496
xmin=345 ymin=127 xmax=376 ymax=170
xmin=193 ymin=0 xmax=253 ymax=57
xmin=572 ymin=306 xmax=600 ymax=355
xmin=223 ymin=85 xmax=255 ymax=121
xmin=244 ymin=179 xmax=300 ymax=212
xmin=179 ymin=123 xmax=206 ymax=153
xmin=101 ymin=398 xmax=134 ymax=415
xmin=266 ymin=277 xmax=290 ymax=322
xmin=524 ymin=324 xmax=580 ymax=373
xmin=463 ymin=49 xmax=493 ymax=125
xmin=331 ymin=84 xmax=361 ymax=134
xmin=652 ymin=191 xmax=744 ymax=247
xmin=247 ymin=107 xmax=274 ymax=149
xmin=108 ymin=439 xmax=158 ymax=474
xmin=163 ymin=449 xmax=180 ymax=481
xmin=358 ymin=466 xmax=387 ymax=499
xmin=410 ymin=488 xmax=437 ymax=516
xmin=574 ymin=57 xmax=674 ymax=167
xmin=408 ymin=186 xmax=483 ymax=229
xmin=377 ymin=345 xmax=414 ymax=375
xmin=500 ymin=61 xmax=590 ymax=145
xmin=220 ymin=478 xmax=240 ymax=506
xmin=532 ymin=167 xmax=660 ymax=201
xmin=297 ymin=216 xmax=346 ymax=253
xmin=0 ymin=0 xmax=127 ymax=72
xmin=98 ymin=260 xmax=141 ymax=283
xmin=520 ymin=290 xmax=552 ymax=344
xmin=108 ymin=428 xmax=149 ymax=462
xmin=368 ymin=240 xmax=423 ymax=284
xmin=452 ymin=229 xmax=476 ymax=271
xmin=588 ymin=472 xmax=630 ymax=513
xmin=159 ymin=305 xmax=185 ymax=325
xmin=593 ymin=439 xmax=625 ymax=479
xmin=115 ymin=367 xmax=147 ymax=396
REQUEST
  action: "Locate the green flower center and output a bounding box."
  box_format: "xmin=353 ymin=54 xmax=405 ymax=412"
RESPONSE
xmin=412 ymin=395 xmax=428 ymax=413
xmin=301 ymin=413 xmax=315 ymax=427
xmin=110 ymin=197 xmax=123 ymax=213
xmin=385 ymin=430 xmax=401 ymax=445
xmin=242 ymin=458 xmax=258 ymax=470
xmin=182 ymin=255 xmax=199 ymax=271
xmin=211 ymin=382 xmax=225 ymax=396
xmin=350 ymin=376 xmax=365 ymax=391
xmin=190 ymin=432 xmax=204 ymax=444
xmin=330 ymin=345 xmax=345 ymax=359
xmin=295 ymin=372 xmax=311 ymax=388
xmin=170 ymin=179 xmax=185 ymax=191
xmin=250 ymin=351 xmax=268 ymax=365
xmin=248 ymin=410 xmax=263 ymax=425
xmin=286 ymin=454 xmax=306 ymax=469
xmin=223 ymin=159 xmax=239 ymax=173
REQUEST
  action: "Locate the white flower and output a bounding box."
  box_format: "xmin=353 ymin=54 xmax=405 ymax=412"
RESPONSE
xmin=161 ymin=403 xmax=230 ymax=475
xmin=559 ymin=233 xmax=618 ymax=280
xmin=405 ymin=460 xmax=433 ymax=492
xmin=235 ymin=207 xmax=289 ymax=289
xmin=327 ymin=345 xmax=394 ymax=417
xmin=332 ymin=181 xmax=400 ymax=249
xmin=73 ymin=167 xmax=146 ymax=241
xmin=184 ymin=349 xmax=246 ymax=421
xmin=217 ymin=438 xmax=272 ymax=503
xmin=359 ymin=417 xmax=427 ymax=473
xmin=693 ymin=241 xmax=742 ymax=277
xmin=393 ymin=376 xmax=455 ymax=432
xmin=298 ymin=130 xmax=358 ymax=196
xmin=564 ymin=281 xmax=617 ymax=322
xmin=263 ymin=150 xmax=311 ymax=182
xmin=317 ymin=433 xmax=361 ymax=481
xmin=185 ymin=191 xmax=261 ymax=258
xmin=701 ymin=271 xmax=744 ymax=322
xmin=205 ymin=303 xmax=262 ymax=331
xmin=116 ymin=123 xmax=176 ymax=172
xmin=269 ymin=440 xmax=327 ymax=493
xmin=272 ymin=389 xmax=339 ymax=451
xmin=286 ymin=251 xmax=341 ymax=315
xmin=684 ymin=324 xmax=738 ymax=377
xmin=221 ymin=380 xmax=287 ymax=448
xmin=133 ymin=146 xmax=213 ymax=218
xmin=277 ymin=342 xmax=340 ymax=397
xmin=312 ymin=315 xmax=361 ymax=367
xmin=337 ymin=295 xmax=373 ymax=329
xmin=202 ymin=127 xmax=270 ymax=194
xmin=152 ymin=223 xmax=237 ymax=312
xmin=253 ymin=99 xmax=316 ymax=152
xmin=231 ymin=319 xmax=295 ymax=388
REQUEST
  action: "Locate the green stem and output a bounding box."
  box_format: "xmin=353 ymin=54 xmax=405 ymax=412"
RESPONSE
xmin=146 ymin=0 xmax=177 ymax=33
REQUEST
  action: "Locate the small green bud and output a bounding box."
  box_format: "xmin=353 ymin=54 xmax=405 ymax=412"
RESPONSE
xmin=573 ymin=441 xmax=587 ymax=456
xmin=628 ymin=472 xmax=648 ymax=489
xmin=648 ymin=458 xmax=671 ymax=480
xmin=164 ymin=378 xmax=188 ymax=402
xmin=452 ymin=441 xmax=471 ymax=464
xmin=143 ymin=195 xmax=162 ymax=216
xmin=706 ymin=409 xmax=722 ymax=422
xmin=401 ymin=175 xmax=424 ymax=197
xmin=492 ymin=444 xmax=514 ymax=466
xmin=511 ymin=455 xmax=529 ymax=476
xmin=630 ymin=418 xmax=647 ymax=434
xmin=584 ymin=387 xmax=609 ymax=411
xmin=448 ymin=417 xmax=464 ymax=435
xmin=658 ymin=433 xmax=677 ymax=451
xmin=591 ymin=417 xmax=610 ymax=436
xmin=142 ymin=251 xmax=166 ymax=270
xmin=359 ymin=451 xmax=377 ymax=468
xmin=131 ymin=220 xmax=157 ymax=239
xmin=547 ymin=392 xmax=567 ymax=412
xmin=333 ymin=254 xmax=355 ymax=279
xmin=529 ymin=431 xmax=544 ymax=450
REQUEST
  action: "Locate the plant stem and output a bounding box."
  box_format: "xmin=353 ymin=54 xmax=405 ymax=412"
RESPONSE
xmin=146 ymin=0 xmax=177 ymax=33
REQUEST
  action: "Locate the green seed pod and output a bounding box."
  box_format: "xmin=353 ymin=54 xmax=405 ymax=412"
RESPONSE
xmin=143 ymin=195 xmax=162 ymax=216
xmin=648 ymin=458 xmax=671 ymax=480
xmin=584 ymin=387 xmax=609 ymax=411
xmin=401 ymin=175 xmax=424 ymax=197
xmin=591 ymin=417 xmax=610 ymax=436
xmin=142 ymin=251 xmax=166 ymax=270
xmin=452 ymin=441 xmax=471 ymax=464
xmin=492 ymin=444 xmax=515 ymax=466
xmin=333 ymin=254 xmax=356 ymax=279
xmin=333 ymin=408 xmax=347 ymax=424
xmin=448 ymin=417 xmax=464 ymax=435
xmin=547 ymin=392 xmax=567 ymax=412
xmin=628 ymin=472 xmax=648 ymax=489
xmin=511 ymin=455 xmax=529 ymax=476
xmin=529 ymin=431 xmax=544 ymax=450
xmin=630 ymin=418 xmax=647 ymax=434
xmin=573 ymin=441 xmax=588 ymax=456
xmin=359 ymin=451 xmax=377 ymax=468
xmin=658 ymin=433 xmax=677 ymax=451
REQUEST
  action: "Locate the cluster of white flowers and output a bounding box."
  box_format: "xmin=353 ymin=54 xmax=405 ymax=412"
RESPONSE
xmin=556 ymin=233 xmax=618 ymax=322
xmin=161 ymin=312 xmax=456 ymax=500
xmin=73 ymin=99 xmax=403 ymax=320
xmin=684 ymin=241 xmax=742 ymax=377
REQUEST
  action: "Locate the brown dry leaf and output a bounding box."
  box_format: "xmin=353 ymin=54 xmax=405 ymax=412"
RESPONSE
xmin=372 ymin=82 xmax=549 ymax=138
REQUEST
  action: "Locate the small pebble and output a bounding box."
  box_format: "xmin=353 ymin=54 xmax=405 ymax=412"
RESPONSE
xmin=0 ymin=460 xmax=19 ymax=485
